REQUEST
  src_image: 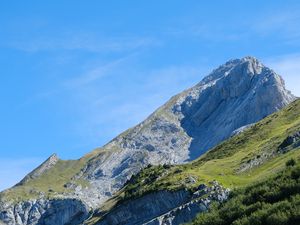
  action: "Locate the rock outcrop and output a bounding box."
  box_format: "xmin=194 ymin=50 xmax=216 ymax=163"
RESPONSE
xmin=238 ymin=129 xmax=300 ymax=173
xmin=0 ymin=198 xmax=88 ymax=225
xmin=97 ymin=181 xmax=229 ymax=225
xmin=0 ymin=56 xmax=296 ymax=224
xmin=279 ymin=131 xmax=300 ymax=152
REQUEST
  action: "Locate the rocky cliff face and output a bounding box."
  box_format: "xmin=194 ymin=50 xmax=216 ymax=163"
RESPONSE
xmin=0 ymin=56 xmax=296 ymax=225
xmin=0 ymin=198 xmax=88 ymax=225
xmin=96 ymin=181 xmax=229 ymax=225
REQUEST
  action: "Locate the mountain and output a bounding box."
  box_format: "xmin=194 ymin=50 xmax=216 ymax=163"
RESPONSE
xmin=0 ymin=56 xmax=296 ymax=225
xmin=88 ymin=99 xmax=300 ymax=225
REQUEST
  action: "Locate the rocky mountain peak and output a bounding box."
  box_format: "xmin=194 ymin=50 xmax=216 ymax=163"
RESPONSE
xmin=200 ymin=56 xmax=267 ymax=86
xmin=48 ymin=153 xmax=59 ymax=162
xmin=17 ymin=153 xmax=59 ymax=186
xmin=72 ymin=57 xmax=295 ymax=208
xmin=174 ymin=57 xmax=295 ymax=158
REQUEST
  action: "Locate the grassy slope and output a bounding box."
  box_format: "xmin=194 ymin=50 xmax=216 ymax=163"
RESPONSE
xmin=110 ymin=99 xmax=300 ymax=203
xmin=188 ymin=160 xmax=300 ymax=225
xmin=0 ymin=158 xmax=89 ymax=202
xmin=0 ymin=145 xmax=113 ymax=203
xmin=0 ymin=139 xmax=127 ymax=203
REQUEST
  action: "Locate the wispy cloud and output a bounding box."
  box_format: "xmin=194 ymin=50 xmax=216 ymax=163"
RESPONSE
xmin=64 ymin=53 xmax=138 ymax=89
xmin=73 ymin=64 xmax=208 ymax=143
xmin=0 ymin=157 xmax=43 ymax=191
xmin=18 ymin=53 xmax=139 ymax=108
xmin=253 ymin=9 xmax=300 ymax=44
xmin=265 ymin=54 xmax=300 ymax=97
xmin=18 ymin=53 xmax=209 ymax=147
xmin=7 ymin=33 xmax=161 ymax=53
xmin=164 ymin=24 xmax=246 ymax=42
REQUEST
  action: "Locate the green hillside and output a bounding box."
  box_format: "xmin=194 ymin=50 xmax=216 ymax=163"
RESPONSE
xmin=92 ymin=99 xmax=300 ymax=221
xmin=0 ymin=158 xmax=89 ymax=202
xmin=188 ymin=159 xmax=300 ymax=225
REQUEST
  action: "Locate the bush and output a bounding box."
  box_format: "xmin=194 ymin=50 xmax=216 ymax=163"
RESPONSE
xmin=286 ymin=158 xmax=296 ymax=167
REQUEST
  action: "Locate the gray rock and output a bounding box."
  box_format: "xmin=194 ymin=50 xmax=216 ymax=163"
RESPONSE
xmin=278 ymin=130 xmax=300 ymax=151
xmin=0 ymin=198 xmax=89 ymax=225
xmin=231 ymin=123 xmax=254 ymax=137
xmin=238 ymin=130 xmax=300 ymax=173
xmin=97 ymin=182 xmax=230 ymax=225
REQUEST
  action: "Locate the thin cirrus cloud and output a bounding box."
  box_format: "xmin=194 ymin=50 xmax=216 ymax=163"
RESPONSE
xmin=69 ymin=63 xmax=207 ymax=144
xmin=164 ymin=23 xmax=247 ymax=42
xmin=163 ymin=9 xmax=300 ymax=45
xmin=63 ymin=53 xmax=138 ymax=89
xmin=253 ymin=10 xmax=300 ymax=42
xmin=19 ymin=43 xmax=208 ymax=148
xmin=17 ymin=45 xmax=150 ymax=108
xmin=7 ymin=33 xmax=161 ymax=53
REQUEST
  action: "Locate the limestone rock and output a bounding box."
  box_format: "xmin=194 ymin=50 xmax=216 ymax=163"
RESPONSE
xmin=97 ymin=182 xmax=230 ymax=225
xmin=0 ymin=198 xmax=88 ymax=225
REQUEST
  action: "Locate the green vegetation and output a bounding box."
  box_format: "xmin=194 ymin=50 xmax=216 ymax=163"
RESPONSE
xmin=122 ymin=164 xmax=175 ymax=200
xmin=0 ymin=158 xmax=89 ymax=202
xmin=188 ymin=159 xmax=300 ymax=225
xmin=0 ymin=142 xmax=121 ymax=203
xmin=286 ymin=158 xmax=297 ymax=167
xmin=118 ymin=100 xmax=300 ymax=201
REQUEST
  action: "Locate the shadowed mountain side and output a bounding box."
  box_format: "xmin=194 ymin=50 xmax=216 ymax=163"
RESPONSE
xmin=178 ymin=57 xmax=294 ymax=158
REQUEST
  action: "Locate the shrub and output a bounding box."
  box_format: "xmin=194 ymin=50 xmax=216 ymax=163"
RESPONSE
xmin=286 ymin=158 xmax=296 ymax=167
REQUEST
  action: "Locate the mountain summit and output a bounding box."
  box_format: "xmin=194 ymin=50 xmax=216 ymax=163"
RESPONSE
xmin=100 ymin=56 xmax=295 ymax=164
xmin=0 ymin=56 xmax=296 ymax=225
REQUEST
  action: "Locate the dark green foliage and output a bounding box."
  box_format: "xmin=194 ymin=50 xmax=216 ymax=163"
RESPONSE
xmin=122 ymin=164 xmax=171 ymax=201
xmin=189 ymin=161 xmax=300 ymax=225
xmin=286 ymin=158 xmax=296 ymax=167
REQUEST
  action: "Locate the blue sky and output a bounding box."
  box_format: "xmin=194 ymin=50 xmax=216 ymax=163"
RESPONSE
xmin=1 ymin=0 xmax=300 ymax=190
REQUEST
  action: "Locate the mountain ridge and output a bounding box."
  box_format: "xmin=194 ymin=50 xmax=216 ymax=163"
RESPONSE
xmin=17 ymin=154 xmax=59 ymax=186
xmin=0 ymin=56 xmax=296 ymax=225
